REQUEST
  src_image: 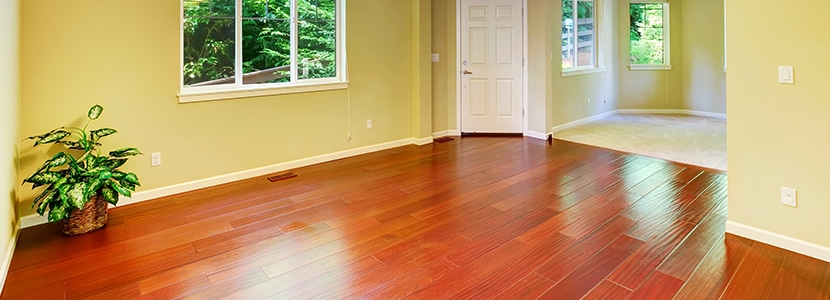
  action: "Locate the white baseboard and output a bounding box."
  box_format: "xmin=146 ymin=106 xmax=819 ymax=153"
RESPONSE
xmin=551 ymin=110 xmax=618 ymax=134
xmin=413 ymin=137 xmax=434 ymax=146
xmin=0 ymin=222 xmax=21 ymax=293
xmin=524 ymin=130 xmax=550 ymax=141
xmin=617 ymin=109 xmax=687 ymax=115
xmin=726 ymin=220 xmax=830 ymax=263
xmin=432 ymin=130 xmax=460 ymax=138
xmin=21 ymin=137 xmax=422 ymax=228
xmin=618 ymin=109 xmax=726 ymax=119
xmin=685 ymin=110 xmax=727 ymax=119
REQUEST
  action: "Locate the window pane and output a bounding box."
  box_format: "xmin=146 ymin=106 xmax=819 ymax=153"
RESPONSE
xmin=183 ymin=0 xmax=236 ymax=87
xmin=242 ymin=0 xmax=291 ymax=84
xmin=561 ymin=0 xmax=575 ymax=69
xmin=630 ymin=3 xmax=664 ymax=65
xmin=576 ymin=0 xmax=594 ymax=67
xmin=298 ymin=0 xmax=336 ymax=80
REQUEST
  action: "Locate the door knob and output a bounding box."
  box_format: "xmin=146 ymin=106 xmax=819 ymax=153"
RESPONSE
xmin=463 ymin=70 xmax=473 ymax=75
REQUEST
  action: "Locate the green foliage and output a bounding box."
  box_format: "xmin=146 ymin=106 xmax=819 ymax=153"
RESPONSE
xmin=629 ymin=3 xmax=665 ymax=65
xmin=183 ymin=0 xmax=336 ymax=85
xmin=23 ymin=105 xmax=142 ymax=223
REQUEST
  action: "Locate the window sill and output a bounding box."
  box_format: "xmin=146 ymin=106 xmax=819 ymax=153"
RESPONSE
xmin=561 ymin=67 xmax=606 ymax=77
xmin=178 ymin=81 xmax=349 ymax=103
xmin=628 ymin=65 xmax=672 ymax=71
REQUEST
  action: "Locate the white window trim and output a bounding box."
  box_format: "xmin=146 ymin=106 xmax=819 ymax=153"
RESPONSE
xmin=561 ymin=0 xmax=602 ymax=74
xmin=179 ymin=0 xmax=348 ymax=103
xmin=628 ymin=0 xmax=670 ymax=70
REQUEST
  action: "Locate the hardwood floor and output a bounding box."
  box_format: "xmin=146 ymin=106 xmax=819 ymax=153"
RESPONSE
xmin=3 ymin=137 xmax=829 ymax=299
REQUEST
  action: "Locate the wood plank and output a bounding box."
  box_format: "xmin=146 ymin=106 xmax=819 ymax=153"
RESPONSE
xmin=491 ymin=272 xmax=555 ymax=299
xmin=607 ymin=220 xmax=695 ymax=290
xmin=582 ymin=280 xmax=632 ymax=300
xmin=673 ymin=234 xmax=752 ymax=300
xmin=719 ymin=240 xmax=787 ymax=299
xmin=626 ymin=271 xmax=684 ymax=300
xmin=539 ymin=235 xmax=645 ymax=299
xmin=655 ymin=212 xmax=727 ymax=280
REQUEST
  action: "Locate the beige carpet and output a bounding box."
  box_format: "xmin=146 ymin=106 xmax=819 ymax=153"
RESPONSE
xmin=553 ymin=114 xmax=727 ymax=171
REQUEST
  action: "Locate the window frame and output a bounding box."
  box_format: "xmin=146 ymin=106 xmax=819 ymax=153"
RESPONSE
xmin=179 ymin=0 xmax=348 ymax=103
xmin=628 ymin=0 xmax=671 ymax=71
xmin=561 ymin=0 xmax=602 ymax=75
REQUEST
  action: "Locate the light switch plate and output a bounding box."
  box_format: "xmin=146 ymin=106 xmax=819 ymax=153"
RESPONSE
xmin=431 ymin=53 xmax=439 ymax=63
xmin=779 ymin=66 xmax=794 ymax=84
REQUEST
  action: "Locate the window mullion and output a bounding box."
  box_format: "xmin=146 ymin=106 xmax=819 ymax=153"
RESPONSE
xmin=235 ymin=0 xmax=243 ymax=86
xmin=290 ymin=0 xmax=299 ymax=83
xmin=574 ymin=1 xmax=580 ymax=64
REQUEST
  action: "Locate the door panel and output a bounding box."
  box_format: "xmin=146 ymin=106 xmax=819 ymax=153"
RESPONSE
xmin=461 ymin=0 xmax=524 ymax=133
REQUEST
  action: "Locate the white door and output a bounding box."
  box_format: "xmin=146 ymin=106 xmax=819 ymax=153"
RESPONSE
xmin=460 ymin=0 xmax=524 ymax=133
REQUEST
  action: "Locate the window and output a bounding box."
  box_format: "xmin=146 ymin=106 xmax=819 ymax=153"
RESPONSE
xmin=561 ymin=0 xmax=598 ymax=71
xmin=629 ymin=0 xmax=670 ymax=70
xmin=181 ymin=0 xmax=345 ymax=102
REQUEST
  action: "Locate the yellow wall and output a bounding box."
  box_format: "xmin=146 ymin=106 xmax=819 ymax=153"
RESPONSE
xmin=726 ymin=0 xmax=830 ymax=248
xmin=18 ymin=1 xmax=420 ymax=216
xmin=681 ymin=0 xmax=725 ymax=113
xmin=618 ymin=0 xmax=684 ymax=110
xmin=431 ymin=0 xmax=456 ymax=134
xmin=1 ymin=0 xmax=20 ymax=283
xmin=412 ymin=0 xmax=433 ymax=139
xmin=551 ymin=0 xmax=619 ymax=128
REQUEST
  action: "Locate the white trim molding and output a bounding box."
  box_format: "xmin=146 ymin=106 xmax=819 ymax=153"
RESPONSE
xmin=21 ymin=137 xmax=425 ymax=228
xmin=0 ymin=223 xmax=21 ymax=292
xmin=524 ymin=131 xmax=551 ymax=141
xmin=618 ymin=109 xmax=726 ymax=119
xmin=433 ymin=130 xmax=460 ymax=138
xmin=551 ymin=110 xmax=618 ymax=134
xmin=726 ymin=220 xmax=830 ymax=263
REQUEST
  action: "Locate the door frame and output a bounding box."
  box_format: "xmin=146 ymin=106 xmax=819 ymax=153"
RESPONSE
xmin=456 ymin=0 xmax=529 ymax=135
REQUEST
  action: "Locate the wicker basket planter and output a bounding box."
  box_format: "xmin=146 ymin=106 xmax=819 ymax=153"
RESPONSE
xmin=60 ymin=195 xmax=108 ymax=235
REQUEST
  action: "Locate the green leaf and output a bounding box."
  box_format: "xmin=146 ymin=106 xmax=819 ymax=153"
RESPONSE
xmin=60 ymin=140 xmax=83 ymax=150
xmin=107 ymin=180 xmax=132 ymax=198
xmin=35 ymin=194 xmax=52 ymax=215
xmin=123 ymin=173 xmax=141 ymax=186
xmin=88 ymin=105 xmax=103 ymax=120
xmin=24 ymin=172 xmax=61 ymax=186
xmin=46 ymin=152 xmax=70 ymax=168
xmin=109 ymin=148 xmax=142 ymax=157
xmin=98 ymin=170 xmax=112 ymax=180
xmin=32 ymin=187 xmax=57 ymax=209
xmin=67 ymin=182 xmax=88 ymax=210
xmin=47 ymin=203 xmax=70 ymax=223
xmin=91 ymin=128 xmax=117 ymax=139
xmin=100 ymin=186 xmax=118 ymax=205
xmin=33 ymin=130 xmax=71 ymax=146
xmin=103 ymin=158 xmax=127 ymax=169
xmin=87 ymin=178 xmax=104 ymax=196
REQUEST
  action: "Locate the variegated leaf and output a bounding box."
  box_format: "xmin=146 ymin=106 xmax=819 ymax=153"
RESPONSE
xmin=123 ymin=173 xmax=140 ymax=186
xmin=35 ymin=195 xmax=51 ymax=215
xmin=88 ymin=104 xmax=103 ymax=120
xmin=105 ymin=158 xmax=127 ymax=169
xmin=97 ymin=170 xmax=112 ymax=180
xmin=109 ymin=148 xmax=142 ymax=157
xmin=91 ymin=128 xmax=117 ymax=139
xmin=46 ymin=152 xmax=70 ymax=168
xmin=34 ymin=130 xmax=70 ymax=146
xmin=48 ymin=204 xmax=70 ymax=222
xmin=107 ymin=180 xmax=131 ymax=198
xmin=100 ymin=186 xmax=118 ymax=205
xmin=27 ymin=128 xmax=64 ymax=140
xmin=87 ymin=178 xmax=104 ymax=196
xmin=32 ymin=188 xmax=56 ymax=209
xmin=24 ymin=172 xmax=61 ymax=186
xmin=67 ymin=182 xmax=87 ymax=210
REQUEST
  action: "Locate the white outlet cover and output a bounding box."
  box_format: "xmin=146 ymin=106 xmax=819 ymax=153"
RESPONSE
xmin=781 ymin=187 xmax=797 ymax=207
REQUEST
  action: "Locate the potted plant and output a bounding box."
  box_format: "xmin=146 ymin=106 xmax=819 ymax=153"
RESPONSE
xmin=23 ymin=104 xmax=141 ymax=235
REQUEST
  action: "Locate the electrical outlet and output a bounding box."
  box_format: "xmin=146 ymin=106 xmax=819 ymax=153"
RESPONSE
xmin=781 ymin=187 xmax=796 ymax=207
xmin=151 ymin=152 xmax=161 ymax=167
xmin=587 ymin=97 xmax=591 ymax=105
xmin=366 ymin=119 xmax=373 ymax=130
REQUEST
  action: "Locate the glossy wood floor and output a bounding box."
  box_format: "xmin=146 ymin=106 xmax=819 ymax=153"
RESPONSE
xmin=4 ymin=137 xmax=830 ymax=299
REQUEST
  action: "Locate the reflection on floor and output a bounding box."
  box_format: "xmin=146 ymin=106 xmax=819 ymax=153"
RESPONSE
xmin=553 ymin=114 xmax=726 ymax=171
